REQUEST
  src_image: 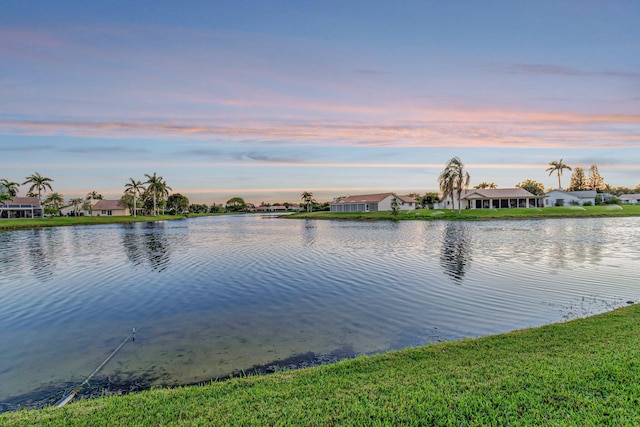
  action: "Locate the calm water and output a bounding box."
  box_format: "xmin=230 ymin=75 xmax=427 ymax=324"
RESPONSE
xmin=1 ymin=215 xmax=639 ymax=407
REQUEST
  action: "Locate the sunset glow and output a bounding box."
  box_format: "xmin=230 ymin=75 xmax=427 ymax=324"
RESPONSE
xmin=2 ymin=1 xmax=639 ymax=203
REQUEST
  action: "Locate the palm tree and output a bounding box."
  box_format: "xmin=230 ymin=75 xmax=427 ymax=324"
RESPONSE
xmin=86 ymin=191 xmax=103 ymax=200
xmin=439 ymin=167 xmax=455 ymax=213
xmin=0 ymin=179 xmax=20 ymax=197
xmin=301 ymin=191 xmax=315 ymax=213
xmin=23 ymin=172 xmax=54 ymax=202
xmin=144 ymin=173 xmax=172 ymax=216
xmin=43 ymin=192 xmax=64 ymax=215
xmin=438 ymin=157 xmax=471 ymax=214
xmin=124 ymin=178 xmax=145 ymax=217
xmin=144 ymin=172 xmax=162 ymax=216
xmin=157 ymin=179 xmax=172 ymax=215
xmin=473 ymin=182 xmax=497 ymax=189
xmin=546 ymin=159 xmax=572 ymax=189
xmin=69 ymin=197 xmax=83 ymax=216
xmin=0 ymin=192 xmax=11 ymax=218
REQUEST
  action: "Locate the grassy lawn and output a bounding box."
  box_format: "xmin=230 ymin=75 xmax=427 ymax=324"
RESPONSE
xmin=291 ymin=204 xmax=640 ymax=221
xmin=2 ymin=206 xmax=638 ymax=231
xmin=2 ymin=303 xmax=639 ymax=426
xmin=0 ymin=215 xmax=187 ymax=231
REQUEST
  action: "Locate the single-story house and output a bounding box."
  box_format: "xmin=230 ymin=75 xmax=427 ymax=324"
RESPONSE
xmin=330 ymin=192 xmax=416 ymax=213
xmin=92 ymin=199 xmax=130 ymax=216
xmin=545 ymin=190 xmax=596 ymax=207
xmin=439 ymin=188 xmax=544 ymax=210
xmin=0 ymin=196 xmax=44 ymax=219
xmin=619 ymin=194 xmax=640 ymax=204
xmin=255 ymin=204 xmax=303 ymax=212
xmin=60 ymin=200 xmax=94 ymax=216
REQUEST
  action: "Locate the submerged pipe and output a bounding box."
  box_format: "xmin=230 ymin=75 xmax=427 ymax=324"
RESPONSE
xmin=56 ymin=328 xmax=137 ymax=408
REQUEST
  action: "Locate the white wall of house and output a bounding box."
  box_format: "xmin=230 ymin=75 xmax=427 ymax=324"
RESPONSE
xmin=545 ymin=190 xmax=596 ymax=206
xmin=620 ymin=194 xmax=640 ymax=204
xmin=378 ymin=195 xmax=415 ymax=211
xmin=438 ymin=194 xmax=468 ymax=211
xmin=330 ymin=193 xmax=415 ymax=212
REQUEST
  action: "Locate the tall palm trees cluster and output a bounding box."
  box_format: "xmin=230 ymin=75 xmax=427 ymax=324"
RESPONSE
xmin=1 ymin=173 xmax=58 ymax=206
xmin=1 ymin=171 xmax=174 ymax=217
xmin=123 ymin=172 xmax=172 ymax=217
xmin=301 ymin=191 xmax=315 ymax=212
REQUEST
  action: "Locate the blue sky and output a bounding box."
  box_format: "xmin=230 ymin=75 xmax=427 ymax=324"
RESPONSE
xmin=2 ymin=1 xmax=639 ymax=203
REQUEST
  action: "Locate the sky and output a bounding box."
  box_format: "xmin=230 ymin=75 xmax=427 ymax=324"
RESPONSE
xmin=1 ymin=1 xmax=639 ymax=204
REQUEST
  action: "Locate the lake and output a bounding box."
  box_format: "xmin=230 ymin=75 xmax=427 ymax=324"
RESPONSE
xmin=1 ymin=215 xmax=639 ymax=409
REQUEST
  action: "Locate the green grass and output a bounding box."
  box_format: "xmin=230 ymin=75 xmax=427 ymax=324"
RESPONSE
xmin=291 ymin=204 xmax=640 ymax=221
xmin=3 ymin=304 xmax=640 ymax=426
xmin=3 ymin=206 xmax=638 ymax=231
xmin=0 ymin=215 xmax=188 ymax=230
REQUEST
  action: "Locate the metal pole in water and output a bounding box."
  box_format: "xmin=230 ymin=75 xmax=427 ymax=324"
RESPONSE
xmin=56 ymin=328 xmax=138 ymax=408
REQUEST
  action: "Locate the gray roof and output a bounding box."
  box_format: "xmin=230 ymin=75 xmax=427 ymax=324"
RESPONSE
xmin=333 ymin=192 xmax=415 ymax=204
xmin=92 ymin=199 xmax=125 ymax=210
xmin=619 ymin=194 xmax=640 ymax=200
xmin=567 ymin=190 xmax=597 ymax=198
xmin=1 ymin=196 xmax=42 ymax=207
xmin=461 ymin=188 xmax=537 ymax=200
xmin=546 ymin=190 xmax=597 ymax=199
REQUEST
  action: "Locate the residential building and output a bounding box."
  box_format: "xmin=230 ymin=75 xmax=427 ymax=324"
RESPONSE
xmin=439 ymin=188 xmax=544 ymax=210
xmin=545 ymin=190 xmax=596 ymax=207
xmin=330 ymin=193 xmax=416 ymax=213
xmin=255 ymin=204 xmax=303 ymax=212
xmin=619 ymin=194 xmax=640 ymax=204
xmin=0 ymin=197 xmax=44 ymax=219
xmin=92 ymin=199 xmax=130 ymax=216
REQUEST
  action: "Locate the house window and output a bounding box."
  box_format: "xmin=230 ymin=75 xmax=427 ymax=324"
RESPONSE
xmin=101 ymin=210 xmax=113 ymax=216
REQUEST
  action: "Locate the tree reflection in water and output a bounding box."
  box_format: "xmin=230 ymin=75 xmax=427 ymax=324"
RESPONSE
xmin=27 ymin=229 xmax=60 ymax=280
xmin=440 ymin=222 xmax=473 ymax=283
xmin=300 ymin=220 xmax=317 ymax=247
xmin=121 ymin=222 xmax=170 ymax=271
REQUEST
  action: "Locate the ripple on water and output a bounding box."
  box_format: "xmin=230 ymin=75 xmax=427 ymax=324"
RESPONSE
xmin=1 ymin=216 xmax=639 ymax=408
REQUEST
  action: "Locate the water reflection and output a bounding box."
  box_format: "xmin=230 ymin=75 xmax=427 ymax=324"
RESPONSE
xmin=300 ymin=220 xmax=317 ymax=247
xmin=27 ymin=229 xmax=60 ymax=280
xmin=1 ymin=216 xmax=638 ymax=411
xmin=0 ymin=232 xmax=12 ymax=271
xmin=121 ymin=223 xmax=171 ymax=271
xmin=541 ymin=220 xmax=606 ymax=271
xmin=440 ymin=222 xmax=473 ymax=282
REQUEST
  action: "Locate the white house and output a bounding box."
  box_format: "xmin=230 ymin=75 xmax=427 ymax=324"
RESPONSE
xmin=92 ymin=199 xmax=130 ymax=216
xmin=439 ymin=188 xmax=543 ymax=210
xmin=330 ymin=192 xmax=416 ymax=213
xmin=0 ymin=196 xmax=44 ymax=219
xmin=619 ymin=194 xmax=640 ymax=204
xmin=545 ymin=190 xmax=597 ymax=207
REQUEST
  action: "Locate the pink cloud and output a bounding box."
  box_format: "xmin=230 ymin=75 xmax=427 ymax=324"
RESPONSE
xmin=2 ymin=110 xmax=638 ymax=150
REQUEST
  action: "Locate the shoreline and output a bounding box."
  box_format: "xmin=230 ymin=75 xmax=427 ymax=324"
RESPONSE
xmin=287 ymin=204 xmax=640 ymax=221
xmin=1 ymin=347 xmax=357 ymax=413
xmin=1 ymin=205 xmax=639 ymax=231
xmin=0 ymin=214 xmax=191 ymax=231
xmin=2 ymin=303 xmax=639 ymax=424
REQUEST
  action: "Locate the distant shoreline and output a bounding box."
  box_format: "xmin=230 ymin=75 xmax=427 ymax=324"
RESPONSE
xmin=288 ymin=205 xmax=640 ymax=221
xmin=1 ymin=206 xmax=639 ymax=231
xmin=0 ymin=214 xmax=190 ymax=231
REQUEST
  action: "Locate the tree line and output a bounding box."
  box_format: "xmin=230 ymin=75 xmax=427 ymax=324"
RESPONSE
xmin=3 ymin=162 xmax=639 ymax=217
